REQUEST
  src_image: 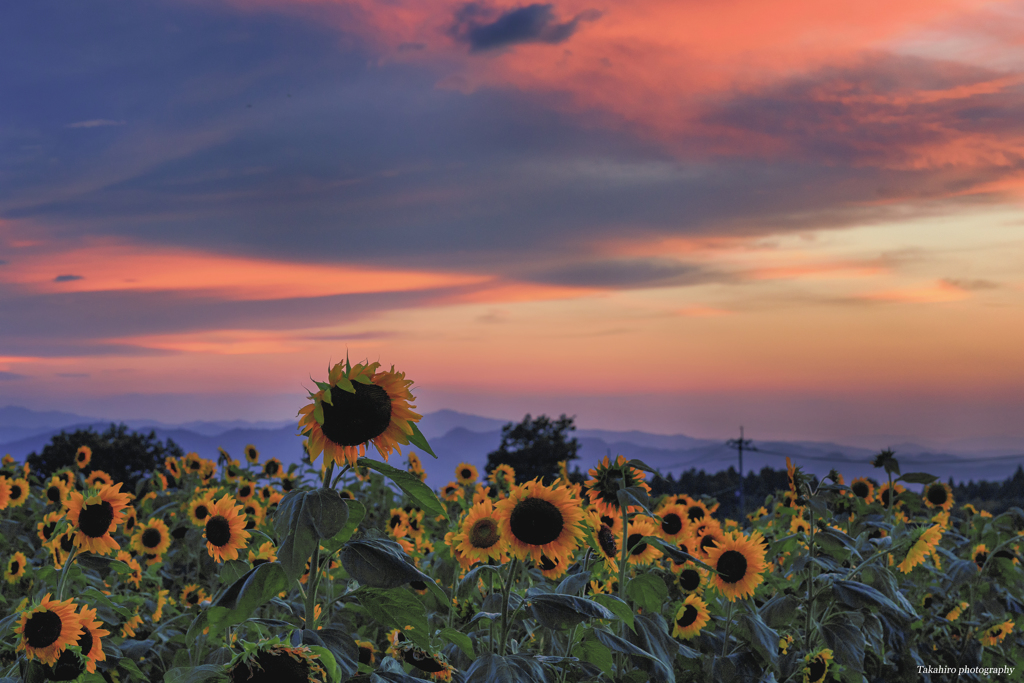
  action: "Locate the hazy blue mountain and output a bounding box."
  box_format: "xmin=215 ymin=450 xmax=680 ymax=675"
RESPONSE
xmin=2 ymin=405 xmax=1022 ymax=486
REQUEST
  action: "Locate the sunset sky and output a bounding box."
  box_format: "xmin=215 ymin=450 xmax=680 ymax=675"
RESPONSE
xmin=2 ymin=0 xmax=1023 ymax=443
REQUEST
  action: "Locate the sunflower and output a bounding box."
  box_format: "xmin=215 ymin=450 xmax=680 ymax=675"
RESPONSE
xmin=803 ymin=648 xmax=833 ymax=683
xmin=243 ymin=500 xmax=265 ymax=530
xmin=455 ymin=498 xmax=508 ymax=565
xmin=6 ymin=477 xmax=29 ymax=507
xmin=790 ymin=516 xmax=811 ymax=535
xmin=64 ymin=483 xmax=131 ymax=555
xmin=946 ymin=601 xmax=969 ymax=621
xmin=537 ymin=553 xmax=567 ymax=580
xmin=244 ymin=444 xmax=260 ymax=464
xmin=15 ymin=594 xmax=83 ymax=666
xmin=923 ymin=482 xmax=954 ymax=511
xmin=876 ymin=482 xmax=906 ymax=509
xmin=398 ymin=645 xmax=455 ymax=682
xmin=164 ymin=456 xmax=181 ymax=479
xmin=152 ymin=589 xmax=171 ymax=622
xmin=585 ymin=455 xmax=651 ymax=517
xmin=625 ymin=516 xmax=663 ymax=566
xmin=593 ymin=522 xmax=621 ymax=571
xmin=675 ymin=562 xmax=708 ymax=596
xmin=47 ymin=530 xmax=77 ymax=569
xmin=180 ymin=584 xmax=208 ymax=607
xmin=489 ymin=463 xmax=516 ymax=487
xmin=693 ymin=520 xmax=726 ymax=558
xmin=706 ymin=531 xmax=767 ymax=601
xmin=188 ymin=493 xmax=217 ymax=527
xmin=980 ymin=619 xmax=1014 ymax=646
xmin=131 ymin=518 xmax=171 ymax=558
xmin=786 ymin=457 xmax=797 ymax=492
xmin=248 ymin=541 xmax=278 ymax=566
xmin=441 ymin=482 xmax=462 ymax=502
xmin=280 ymin=473 xmax=299 ymax=492
xmin=672 ymin=594 xmax=710 ymax=639
xmin=0 ymin=476 xmax=10 ymax=509
xmin=972 ymin=543 xmax=989 ymax=569
xmin=298 ymin=360 xmax=422 ymax=468
xmin=75 ymin=446 xmax=92 ymax=469
xmin=5 ymin=551 xmax=27 ymax=583
xmin=204 ymin=495 xmax=250 ymax=562
xmin=261 ymin=457 xmax=283 ymax=479
xmin=43 ymin=476 xmax=70 ymax=506
xmin=84 ymin=470 xmax=113 ymax=489
xmin=120 ymin=612 xmax=143 ymax=639
xmin=496 ymin=480 xmax=586 ymax=564
xmin=455 ymin=463 xmax=478 ymax=485
xmin=388 ymin=507 xmax=410 ymax=536
xmin=236 ymin=481 xmax=256 ymax=503
xmin=46 ymin=603 xmax=108 ymax=677
xmin=183 ymin=452 xmax=204 ymax=475
xmin=897 ymin=524 xmax=943 ymax=573
xmin=684 ymin=499 xmax=711 ymax=525
xmin=228 ymin=642 xmax=329 ymax=683
xmin=667 ymin=534 xmax=697 ymax=572
xmin=259 ymin=484 xmax=278 ymax=502
xmin=406 ymin=509 xmax=425 ymax=538
xmin=355 ymin=639 xmax=377 ymax=666
xmin=656 ymin=503 xmax=690 ymax=542
xmin=850 ymin=478 xmax=874 ymax=502
xmin=115 ymin=551 xmax=144 ymax=588
xmin=339 ymin=488 xmax=355 ymax=500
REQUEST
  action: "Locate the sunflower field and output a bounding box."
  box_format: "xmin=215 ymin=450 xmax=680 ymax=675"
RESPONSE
xmin=1 ymin=359 xmax=1022 ymax=683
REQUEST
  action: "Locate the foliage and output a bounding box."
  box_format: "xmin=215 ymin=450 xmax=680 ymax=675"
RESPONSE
xmin=484 ymin=413 xmax=580 ymax=484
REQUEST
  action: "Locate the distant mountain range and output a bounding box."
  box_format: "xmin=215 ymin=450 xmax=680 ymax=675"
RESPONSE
xmin=2 ymin=405 xmax=1022 ymax=486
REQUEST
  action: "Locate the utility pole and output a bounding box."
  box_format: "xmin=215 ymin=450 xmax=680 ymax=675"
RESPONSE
xmin=726 ymin=426 xmax=755 ymax=516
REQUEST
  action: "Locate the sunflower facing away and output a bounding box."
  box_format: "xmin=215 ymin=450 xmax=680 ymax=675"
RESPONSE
xmin=228 ymin=642 xmax=329 ymax=683
xmin=203 ymin=495 xmax=250 ymax=562
xmin=299 ymin=360 xmax=422 ymax=469
xmin=706 ymin=531 xmax=768 ymax=601
xmin=496 ymin=480 xmax=585 ymax=564
xmin=672 ymin=594 xmax=710 ymax=639
xmin=64 ymin=483 xmax=131 ymax=555
xmin=584 ymin=455 xmax=651 ymax=518
xmin=15 ymin=594 xmax=83 ymax=666
xmin=897 ymin=524 xmax=943 ymax=573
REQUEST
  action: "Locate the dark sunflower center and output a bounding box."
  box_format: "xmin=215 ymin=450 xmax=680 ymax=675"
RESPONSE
xmin=808 ymin=656 xmax=827 ymax=682
xmin=717 ymin=550 xmax=748 ymax=584
xmin=410 ymin=580 xmax=427 ymax=591
xmin=186 ymin=591 xmax=199 ymax=605
xmin=600 ymin=515 xmax=615 ymax=528
xmin=78 ymin=627 xmax=93 ymax=655
xmin=358 ymin=645 xmax=374 ymax=665
xmin=687 ymin=506 xmax=705 ymax=522
xmin=11 ymin=485 xmax=23 ymax=499
xmin=445 ymin=486 xmax=457 ymax=495
xmin=252 ymin=558 xmax=267 ymax=567
xmin=79 ymin=501 xmax=115 ymax=538
xmin=206 ymin=516 xmax=232 ymax=547
xmin=77 ymin=453 xmax=87 ymax=462
xmin=700 ymin=534 xmax=719 ymax=553
xmin=661 ymin=513 xmax=683 ymax=536
xmin=141 ymin=528 xmax=162 ymax=548
xmin=597 ymin=525 xmax=618 ymax=558
xmin=461 ymin=469 xmax=472 ymax=479
xmin=922 ymin=595 xmax=934 ymax=609
xmin=404 ymin=649 xmax=445 ymax=673
xmin=679 ymin=568 xmax=701 ymax=592
xmin=851 ymin=482 xmax=870 ymax=498
xmin=60 ymin=533 xmax=75 ymax=552
xmin=241 ymin=486 xmax=251 ymax=496
xmin=880 ymin=489 xmax=892 ymax=506
xmin=926 ymin=486 xmax=948 ymax=505
xmin=627 ymin=533 xmax=647 ymax=556
xmin=676 ymin=605 xmax=699 ymax=628
xmin=390 ymin=515 xmax=403 ymax=529
xmin=509 ymin=497 xmax=564 ymax=546
xmin=266 ymin=462 xmax=279 ymax=475
xmin=125 ymin=515 xmax=135 ymax=531
xmin=194 ymin=505 xmax=210 ymax=520
xmin=24 ymin=610 xmax=63 ymax=648
xmin=42 ymin=522 xmax=57 ymax=539
xmin=319 ymin=382 xmax=392 ymax=447
xmin=47 ymin=486 xmax=62 ymax=503
xmin=469 ymin=519 xmax=500 ymax=549
xmin=10 ymin=560 xmax=20 ymax=574
xmin=975 ymin=552 xmax=988 ymax=568
xmin=539 ymin=554 xmax=557 ymax=571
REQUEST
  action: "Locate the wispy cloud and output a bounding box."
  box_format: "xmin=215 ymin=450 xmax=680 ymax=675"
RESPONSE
xmin=65 ymin=119 xmax=126 ymax=129
xmin=449 ymin=3 xmax=600 ymax=52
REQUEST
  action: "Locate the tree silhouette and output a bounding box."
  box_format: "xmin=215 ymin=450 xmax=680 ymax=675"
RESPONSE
xmin=27 ymin=423 xmax=184 ymax=493
xmin=485 ymin=414 xmax=579 ymax=485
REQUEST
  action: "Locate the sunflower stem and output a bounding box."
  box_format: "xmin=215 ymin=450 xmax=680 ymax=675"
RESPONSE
xmin=56 ymin=546 xmax=78 ymax=600
xmin=722 ymin=599 xmax=734 ymax=656
xmin=304 ymin=543 xmax=322 ymax=631
xmin=616 ymin=501 xmax=631 ymax=676
xmin=322 ymin=461 xmax=336 ymax=489
xmin=499 ymin=556 xmax=520 ymax=657
xmin=805 ymin=494 xmax=815 ymax=652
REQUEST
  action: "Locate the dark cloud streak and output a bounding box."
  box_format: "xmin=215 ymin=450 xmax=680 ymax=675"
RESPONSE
xmin=450 ymin=3 xmax=600 ymax=52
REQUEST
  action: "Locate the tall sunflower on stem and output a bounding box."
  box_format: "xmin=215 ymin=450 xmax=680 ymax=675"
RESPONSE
xmin=298 ymin=360 xmax=422 ymax=469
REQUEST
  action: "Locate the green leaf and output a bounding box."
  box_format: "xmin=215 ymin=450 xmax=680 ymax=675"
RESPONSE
xmin=340 ymin=539 xmax=423 ymax=589
xmin=820 ymin=620 xmax=866 ymax=671
xmin=899 ymin=472 xmax=937 ymax=485
xmin=322 ymin=499 xmax=365 ymax=554
xmin=313 ymin=403 xmax=324 ymax=425
xmin=357 ymin=587 xmax=429 ymax=647
xmin=219 ymin=560 xmax=249 ymax=585
xmin=307 ymin=646 xmax=340 ymax=683
xmin=758 ymin=594 xmax=799 ymax=630
xmin=591 ymin=594 xmax=636 ymax=632
xmin=335 ymin=375 xmax=355 ymax=393
xmin=208 ymin=562 xmax=289 ymax=635
xmin=576 ymin=633 xmax=614 ymax=677
xmin=625 ymin=573 xmax=668 ymax=614
xmin=625 ymin=459 xmax=656 ymax=474
xmin=458 ymin=564 xmax=506 ymax=598
xmin=321 ymin=387 xmax=333 ymax=406
xmin=407 ymin=422 xmax=436 ymax=458
xmin=617 ymin=487 xmax=656 ymax=518
xmin=356 ymin=458 xmax=448 ymax=520
xmin=162 ymin=665 xmax=229 ymax=683
xmin=273 ymin=491 xmax=318 ymax=583
xmin=529 ymin=594 xmax=615 ymax=630
xmin=440 ymin=627 xmax=476 ymax=659
xmin=555 ymin=571 xmax=591 ymax=596
xmin=739 ymin=612 xmax=778 ymax=670
xmin=303 ymin=489 xmax=349 ymax=540
xmin=464 ymin=654 xmax=546 ymax=683
xmin=832 ymin=580 xmax=910 ymax=620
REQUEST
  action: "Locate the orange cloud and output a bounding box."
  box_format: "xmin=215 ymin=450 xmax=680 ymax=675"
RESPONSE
xmin=857 ymin=279 xmax=971 ymax=303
